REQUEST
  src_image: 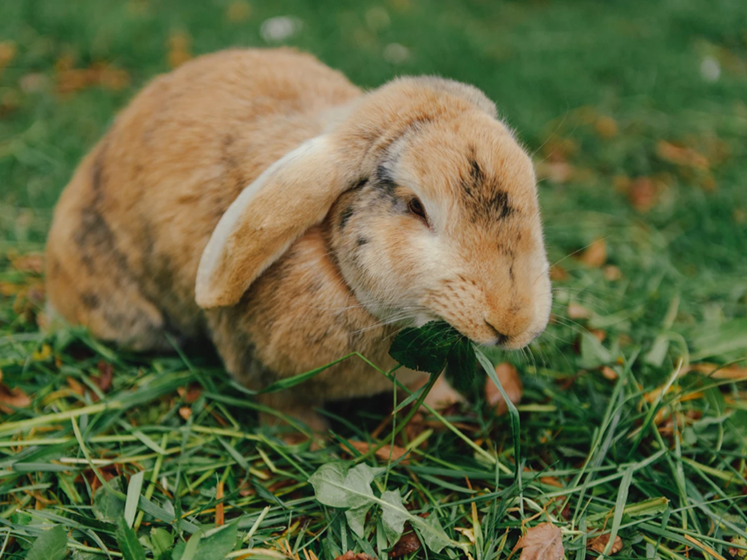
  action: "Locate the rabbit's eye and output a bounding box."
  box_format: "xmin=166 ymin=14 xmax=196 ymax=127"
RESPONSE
xmin=407 ymin=197 xmax=428 ymax=223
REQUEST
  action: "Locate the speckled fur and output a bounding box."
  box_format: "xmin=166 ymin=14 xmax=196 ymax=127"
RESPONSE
xmin=46 ymin=48 xmax=552 ymax=428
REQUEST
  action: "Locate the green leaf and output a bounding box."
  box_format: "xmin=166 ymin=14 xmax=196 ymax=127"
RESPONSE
xmin=476 ymin=347 xmax=522 ymax=483
xmin=25 ymin=526 xmax=68 ymax=560
xmin=116 ymin=516 xmax=147 ymax=560
xmin=93 ymin=476 xmax=125 ymax=523
xmin=196 ymin=522 xmax=239 ymax=560
xmin=446 ymin=337 xmax=477 ymax=390
xmin=380 ymin=490 xmax=408 ymax=545
xmin=309 ymin=462 xmax=454 ymax=553
xmin=150 ymin=527 xmax=173 ymax=560
xmin=171 ymin=523 xmax=239 ymax=560
xmin=388 ymin=321 xmax=462 ymax=374
xmin=124 ymin=471 xmax=145 ymax=528
xmin=178 ymin=531 xmax=201 ymax=560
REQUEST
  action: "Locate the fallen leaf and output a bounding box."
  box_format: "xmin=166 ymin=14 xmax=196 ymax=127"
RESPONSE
xmin=628 ymin=177 xmax=657 ymax=213
xmin=590 ymin=329 xmax=607 ymax=343
xmin=215 ymin=481 xmax=224 ymax=526
xmin=485 ymin=363 xmax=523 ymax=416
xmin=95 ymin=361 xmax=114 ymax=392
xmin=0 ymin=382 xmax=31 ymax=414
xmin=603 ymin=265 xmax=622 ymax=281
xmin=578 ymin=238 xmax=606 ymax=268
xmin=549 ymin=265 xmax=568 ymax=281
xmin=346 ymin=440 xmax=410 ymax=464
xmin=568 ymin=303 xmax=592 ymax=320
xmin=600 ymin=366 xmax=618 ymax=380
xmin=66 ymin=377 xmax=85 ymax=396
xmin=389 ymin=528 xmax=422 ymax=557
xmin=226 ymin=0 xmax=251 ymax=22
xmin=179 ymin=406 xmax=192 ymax=420
xmin=536 ymin=161 xmax=574 ymax=184
xmin=11 ymin=253 xmax=44 ymax=274
xmin=335 ymin=553 xmax=375 ymax=560
xmin=56 ymin=62 xmax=130 ymax=93
xmin=513 ymin=522 xmax=564 ymax=560
xmin=588 ymin=533 xmax=623 ymax=554
xmin=539 ymin=477 xmax=564 ymax=488
xmin=656 ymin=141 xmax=709 ymax=170
xmin=167 ymin=31 xmax=192 ymax=68
xmin=595 ymin=116 xmax=618 ymax=138
xmin=0 ymin=41 xmax=16 ymax=73
xmin=177 ymin=383 xmax=202 ymax=403
xmin=686 ymin=363 xmax=747 ymax=380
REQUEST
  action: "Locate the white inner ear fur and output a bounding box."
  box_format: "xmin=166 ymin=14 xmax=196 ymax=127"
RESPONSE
xmin=195 ymin=136 xmax=330 ymax=306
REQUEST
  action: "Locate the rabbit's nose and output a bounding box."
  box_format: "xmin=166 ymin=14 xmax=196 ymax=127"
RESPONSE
xmin=483 ymin=297 xmax=535 ymax=344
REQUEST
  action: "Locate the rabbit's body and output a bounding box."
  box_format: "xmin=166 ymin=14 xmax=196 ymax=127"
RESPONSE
xmin=47 ymin=48 xmax=552 ymax=428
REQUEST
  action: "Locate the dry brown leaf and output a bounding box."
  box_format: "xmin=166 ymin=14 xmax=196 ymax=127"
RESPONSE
xmin=389 ymin=530 xmax=422 ymax=557
xmin=168 ymin=31 xmax=192 ymax=68
xmin=578 ymin=238 xmax=607 ymax=268
xmin=568 ymin=303 xmax=592 ymax=320
xmin=66 ymin=377 xmax=85 ymax=396
xmin=178 ymin=406 xmax=192 ymax=420
xmin=539 ymin=477 xmax=564 ymax=488
xmin=513 ymin=522 xmax=564 ymax=560
xmin=686 ymin=363 xmax=747 ymax=380
xmin=656 ymin=141 xmax=709 ymax=170
xmin=215 ymin=480 xmax=224 ymax=526
xmin=628 ymin=177 xmax=658 ymax=213
xmin=603 ymin=265 xmax=622 ymax=281
xmin=595 ymin=116 xmax=618 ymax=138
xmin=177 ymin=383 xmax=203 ymax=403
xmin=0 ymin=41 xmax=16 ymax=73
xmin=485 ymin=363 xmax=523 ymax=416
xmin=588 ymin=533 xmax=623 ymax=554
xmin=347 ymin=440 xmax=410 ymax=464
xmin=537 ymin=161 xmax=574 ymax=184
xmin=0 ymin=382 xmax=31 ymax=414
xmin=226 ymin=0 xmax=251 ymax=22
xmin=335 ymin=552 xmax=375 ymax=560
xmin=549 ymin=265 xmax=568 ymax=281
xmin=600 ymin=366 xmax=618 ymax=381
xmin=11 ymin=253 xmax=44 ymax=274
xmin=95 ymin=361 xmax=114 ymax=392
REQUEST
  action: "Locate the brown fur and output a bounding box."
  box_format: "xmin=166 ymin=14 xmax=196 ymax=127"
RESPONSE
xmin=46 ymin=48 xmax=551 ymax=428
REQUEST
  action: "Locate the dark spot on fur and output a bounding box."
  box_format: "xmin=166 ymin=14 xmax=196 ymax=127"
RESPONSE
xmin=508 ymin=263 xmax=515 ymax=281
xmin=490 ymin=191 xmax=513 ymax=219
xmin=80 ymin=292 xmax=100 ymax=309
xmin=357 ymin=236 xmax=369 ymax=246
xmin=91 ymin=145 xmax=107 ymax=193
xmin=339 ymin=205 xmax=355 ymax=229
xmin=468 ymin=157 xmax=484 ymax=191
xmin=461 ymin=150 xmax=515 ymax=222
xmin=376 ymin=164 xmax=397 ymax=196
xmin=307 ymin=277 xmax=325 ymax=294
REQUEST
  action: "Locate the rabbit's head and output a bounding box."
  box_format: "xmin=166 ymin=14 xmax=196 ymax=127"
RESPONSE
xmin=196 ymin=77 xmax=551 ymax=348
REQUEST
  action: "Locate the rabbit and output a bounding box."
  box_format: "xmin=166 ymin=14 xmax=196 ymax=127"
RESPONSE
xmin=45 ymin=48 xmax=552 ymax=430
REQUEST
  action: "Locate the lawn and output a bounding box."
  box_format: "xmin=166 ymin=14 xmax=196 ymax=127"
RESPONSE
xmin=1 ymin=0 xmax=747 ymax=559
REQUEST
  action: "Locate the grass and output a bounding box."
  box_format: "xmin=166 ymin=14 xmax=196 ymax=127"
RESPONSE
xmin=1 ymin=0 xmax=747 ymax=558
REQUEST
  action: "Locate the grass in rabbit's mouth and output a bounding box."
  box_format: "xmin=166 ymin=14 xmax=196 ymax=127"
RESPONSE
xmin=1 ymin=0 xmax=747 ymax=558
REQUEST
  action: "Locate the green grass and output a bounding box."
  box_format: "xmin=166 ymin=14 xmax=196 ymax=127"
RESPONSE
xmin=2 ymin=0 xmax=747 ymax=558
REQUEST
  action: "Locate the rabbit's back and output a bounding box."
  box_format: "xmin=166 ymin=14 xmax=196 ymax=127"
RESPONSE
xmin=46 ymin=48 xmax=361 ymax=347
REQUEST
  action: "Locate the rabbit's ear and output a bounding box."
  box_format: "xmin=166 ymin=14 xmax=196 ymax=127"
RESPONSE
xmin=196 ymin=136 xmax=350 ymax=308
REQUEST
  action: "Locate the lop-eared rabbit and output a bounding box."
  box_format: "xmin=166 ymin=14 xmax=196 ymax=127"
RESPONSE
xmin=46 ymin=48 xmax=552 ymax=429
